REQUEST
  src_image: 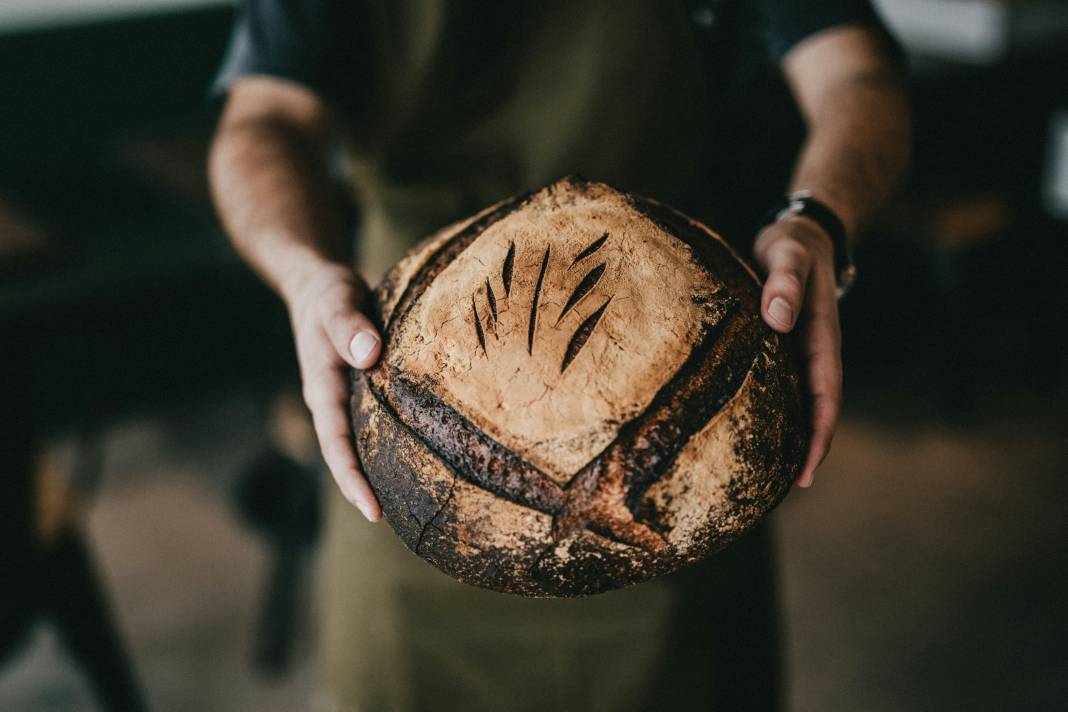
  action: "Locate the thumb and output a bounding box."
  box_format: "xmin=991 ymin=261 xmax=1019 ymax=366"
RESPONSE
xmin=323 ymin=303 xmax=383 ymax=369
xmin=759 ymin=241 xmax=811 ymax=334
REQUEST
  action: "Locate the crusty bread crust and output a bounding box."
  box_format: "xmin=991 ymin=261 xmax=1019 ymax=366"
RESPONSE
xmin=352 ymin=177 xmax=806 ymax=597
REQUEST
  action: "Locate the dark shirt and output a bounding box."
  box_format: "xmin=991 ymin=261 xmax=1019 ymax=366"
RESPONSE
xmin=214 ymin=0 xmax=899 ymax=110
xmin=213 ymin=0 xmax=902 ymax=264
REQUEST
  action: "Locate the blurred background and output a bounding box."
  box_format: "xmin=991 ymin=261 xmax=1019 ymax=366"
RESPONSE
xmin=1 ymin=1 xmax=1065 ymax=710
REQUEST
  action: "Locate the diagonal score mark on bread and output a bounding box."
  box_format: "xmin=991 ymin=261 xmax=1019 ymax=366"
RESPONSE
xmin=560 ymin=297 xmax=611 ymax=373
xmin=471 ymin=295 xmax=487 ymax=356
xmin=527 ymin=245 xmax=551 ymax=355
xmin=569 ymin=231 xmax=609 ymax=268
xmin=556 ymin=261 xmax=607 ymax=327
xmin=474 ymin=232 xmax=613 ymax=370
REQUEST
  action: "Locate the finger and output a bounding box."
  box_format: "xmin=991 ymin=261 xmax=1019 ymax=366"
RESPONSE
xmin=796 ymin=289 xmax=842 ymax=488
xmin=302 ymin=366 xmax=382 ymax=521
xmin=319 ymin=289 xmax=383 ymax=370
xmin=760 ymin=240 xmax=812 ymax=333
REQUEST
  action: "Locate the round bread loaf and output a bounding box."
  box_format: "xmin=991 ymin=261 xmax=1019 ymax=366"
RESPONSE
xmin=351 ymin=177 xmax=807 ymax=597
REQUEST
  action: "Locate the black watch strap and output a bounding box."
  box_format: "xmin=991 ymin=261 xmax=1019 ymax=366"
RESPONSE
xmin=761 ymin=190 xmax=856 ymax=298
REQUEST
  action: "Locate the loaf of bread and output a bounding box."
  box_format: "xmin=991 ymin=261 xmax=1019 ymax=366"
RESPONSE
xmin=351 ymin=177 xmax=807 ymax=597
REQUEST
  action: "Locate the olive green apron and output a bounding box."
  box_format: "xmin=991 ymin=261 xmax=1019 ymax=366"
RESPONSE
xmin=318 ymin=2 xmax=778 ymax=710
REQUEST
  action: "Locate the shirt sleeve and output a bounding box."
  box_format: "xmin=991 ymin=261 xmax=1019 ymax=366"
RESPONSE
xmin=757 ymin=0 xmax=905 ymax=65
xmin=209 ymin=0 xmax=364 ymax=108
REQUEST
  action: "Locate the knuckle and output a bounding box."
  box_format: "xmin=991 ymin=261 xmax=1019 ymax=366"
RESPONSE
xmin=323 ymin=303 xmax=357 ymax=331
xmin=817 ymin=437 xmax=834 ymax=461
xmin=806 ymin=343 xmax=841 ymax=365
xmin=813 ymin=284 xmax=840 ymax=311
xmin=316 ymin=285 xmax=357 ymax=318
xmin=824 ymin=373 xmax=841 ymax=401
xmin=808 ymin=318 xmax=843 ymax=344
xmin=296 ymin=342 xmax=329 ymax=370
xmin=813 ymin=384 xmax=841 ymax=406
xmin=815 ymin=385 xmax=839 ymax=404
xmin=301 ymin=382 xmax=331 ymax=410
xmin=326 ymin=442 xmax=352 ymax=467
xmin=770 ymin=268 xmax=805 ymax=297
xmin=822 ymin=316 xmax=843 ymax=339
xmin=753 ymin=226 xmax=779 ymax=255
xmin=321 ymin=277 xmax=356 ymax=301
xmin=769 ymin=238 xmax=811 ymax=266
xmin=811 ymin=329 xmax=842 ymax=354
xmin=810 ymin=374 xmax=843 ymax=408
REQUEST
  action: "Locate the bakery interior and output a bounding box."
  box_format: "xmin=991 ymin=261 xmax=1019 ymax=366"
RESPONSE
xmin=1 ymin=1 xmax=1066 ymax=710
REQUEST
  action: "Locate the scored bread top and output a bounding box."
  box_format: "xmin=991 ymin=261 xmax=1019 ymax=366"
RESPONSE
xmin=356 ymin=176 xmax=804 ymax=596
xmin=382 ymin=179 xmax=744 ymax=483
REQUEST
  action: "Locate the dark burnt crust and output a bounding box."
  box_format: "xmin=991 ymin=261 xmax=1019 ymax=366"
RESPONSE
xmin=354 ymin=178 xmax=803 ymax=596
xmin=353 ymin=384 xmax=560 ymax=597
xmin=353 ymin=343 xmax=803 ymax=598
xmin=707 ymin=344 xmax=804 ymax=528
xmin=551 ymin=302 xmax=757 ymax=537
xmin=377 ymin=373 xmax=566 ymax=514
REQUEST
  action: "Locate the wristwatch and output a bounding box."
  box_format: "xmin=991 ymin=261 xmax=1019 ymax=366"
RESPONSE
xmin=762 ymin=190 xmax=857 ymax=298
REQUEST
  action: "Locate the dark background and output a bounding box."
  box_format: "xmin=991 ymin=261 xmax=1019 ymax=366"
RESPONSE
xmin=1 ymin=1 xmax=1066 ymax=710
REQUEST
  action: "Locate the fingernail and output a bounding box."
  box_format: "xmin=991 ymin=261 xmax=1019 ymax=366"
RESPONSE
xmin=350 ymin=494 xmax=371 ymax=519
xmin=350 ymin=331 xmax=379 ymax=364
xmin=768 ymin=297 xmax=794 ymax=328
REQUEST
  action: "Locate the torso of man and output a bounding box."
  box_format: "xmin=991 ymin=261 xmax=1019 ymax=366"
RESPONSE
xmin=314 ymin=5 xmax=748 ymax=712
xmin=342 ymin=0 xmax=710 ymax=278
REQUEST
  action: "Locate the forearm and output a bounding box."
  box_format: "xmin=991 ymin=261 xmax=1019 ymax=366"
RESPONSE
xmin=754 ymin=29 xmax=910 ymax=485
xmin=782 ymin=25 xmax=912 ymax=240
xmin=789 ymin=70 xmax=910 ymax=238
xmin=208 ymin=116 xmax=350 ymax=304
xmin=209 ymin=82 xmax=382 ymax=519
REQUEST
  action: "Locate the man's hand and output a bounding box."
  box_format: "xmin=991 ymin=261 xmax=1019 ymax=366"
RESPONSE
xmin=757 ymin=25 xmax=910 ymax=486
xmin=753 ymin=216 xmax=842 ymax=488
xmin=209 ymin=77 xmax=389 ymax=519
xmin=285 ymin=265 xmax=383 ymax=521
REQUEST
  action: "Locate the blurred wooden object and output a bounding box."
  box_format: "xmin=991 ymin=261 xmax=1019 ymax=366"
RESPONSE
xmin=0 ymin=380 xmax=146 ymax=710
xmin=1 ymin=8 xmax=307 ymax=696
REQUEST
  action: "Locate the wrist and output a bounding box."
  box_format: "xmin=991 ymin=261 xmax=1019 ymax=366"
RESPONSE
xmin=270 ymin=243 xmax=353 ymax=310
xmin=760 ymin=191 xmax=856 ymax=298
xmin=779 ymin=214 xmax=835 ymax=258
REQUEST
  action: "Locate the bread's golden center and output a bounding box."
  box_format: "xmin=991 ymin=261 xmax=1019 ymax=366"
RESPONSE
xmin=388 ymin=194 xmax=720 ymax=483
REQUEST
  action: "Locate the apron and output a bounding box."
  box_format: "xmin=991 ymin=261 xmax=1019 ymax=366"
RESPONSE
xmin=319 ymin=2 xmax=780 ymax=709
xmin=319 ymin=491 xmax=780 ymax=712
